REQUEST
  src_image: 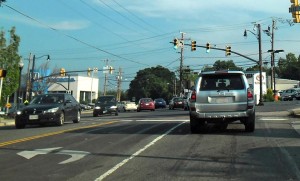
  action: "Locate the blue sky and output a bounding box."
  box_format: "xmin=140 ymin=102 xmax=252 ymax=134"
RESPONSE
xmin=0 ymin=0 xmax=298 ymax=90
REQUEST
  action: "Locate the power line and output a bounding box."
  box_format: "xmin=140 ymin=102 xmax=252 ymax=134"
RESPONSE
xmin=3 ymin=3 xmax=150 ymax=67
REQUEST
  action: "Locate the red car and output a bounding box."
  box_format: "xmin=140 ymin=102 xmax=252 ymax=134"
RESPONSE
xmin=137 ymin=98 xmax=155 ymax=112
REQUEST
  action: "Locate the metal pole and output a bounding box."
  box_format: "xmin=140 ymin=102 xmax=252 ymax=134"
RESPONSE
xmin=29 ymin=55 xmax=36 ymax=101
xmin=258 ymin=24 xmax=264 ymax=106
xmin=179 ymin=33 xmax=184 ymax=96
xmin=90 ymin=70 xmax=94 ymax=103
xmin=271 ymin=20 xmax=276 ymax=94
xmin=17 ymin=66 xmax=23 ymax=109
xmin=25 ymin=53 xmax=32 ymax=101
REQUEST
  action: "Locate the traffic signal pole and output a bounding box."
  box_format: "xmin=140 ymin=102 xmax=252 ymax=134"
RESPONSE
xmin=177 ymin=29 xmax=265 ymax=106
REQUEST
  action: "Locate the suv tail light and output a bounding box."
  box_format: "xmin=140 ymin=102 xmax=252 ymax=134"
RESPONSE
xmin=190 ymin=90 xmax=196 ymax=102
xmin=247 ymin=88 xmax=253 ymax=100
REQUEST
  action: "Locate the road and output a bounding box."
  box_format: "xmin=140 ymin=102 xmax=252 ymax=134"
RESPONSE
xmin=0 ymin=101 xmax=300 ymax=181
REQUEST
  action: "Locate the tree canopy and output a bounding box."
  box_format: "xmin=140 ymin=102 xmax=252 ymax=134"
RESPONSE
xmin=127 ymin=65 xmax=176 ymax=102
xmin=0 ymin=27 xmax=21 ymax=106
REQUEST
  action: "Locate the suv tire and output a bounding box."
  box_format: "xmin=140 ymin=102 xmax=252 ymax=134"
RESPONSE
xmin=244 ymin=112 xmax=255 ymax=132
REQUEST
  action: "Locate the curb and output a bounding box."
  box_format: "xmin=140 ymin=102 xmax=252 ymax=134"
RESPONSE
xmin=288 ymin=108 xmax=300 ymax=118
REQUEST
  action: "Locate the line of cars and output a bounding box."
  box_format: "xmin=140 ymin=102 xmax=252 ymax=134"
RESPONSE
xmin=280 ymin=88 xmax=300 ymax=101
xmin=10 ymin=93 xmax=188 ymax=129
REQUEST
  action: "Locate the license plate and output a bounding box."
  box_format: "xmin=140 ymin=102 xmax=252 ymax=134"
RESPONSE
xmin=211 ymin=97 xmax=233 ymax=103
xmin=29 ymin=115 xmax=38 ymax=120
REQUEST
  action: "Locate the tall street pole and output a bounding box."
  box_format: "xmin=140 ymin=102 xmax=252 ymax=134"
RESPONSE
xmin=258 ymin=24 xmax=264 ymax=106
xmin=179 ymin=32 xmax=184 ymax=96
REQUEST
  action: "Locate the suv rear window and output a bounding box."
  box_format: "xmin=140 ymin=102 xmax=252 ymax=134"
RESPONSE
xmin=200 ymin=74 xmax=244 ymax=90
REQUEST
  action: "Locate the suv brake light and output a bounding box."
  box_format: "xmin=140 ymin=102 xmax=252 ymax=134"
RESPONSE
xmin=247 ymin=88 xmax=253 ymax=100
xmin=190 ymin=90 xmax=196 ymax=102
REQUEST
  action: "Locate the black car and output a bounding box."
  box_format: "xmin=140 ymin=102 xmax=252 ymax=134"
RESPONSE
xmin=93 ymin=95 xmax=118 ymax=116
xmin=154 ymin=98 xmax=167 ymax=109
xmin=169 ymin=97 xmax=184 ymax=110
xmin=15 ymin=93 xmax=81 ymax=129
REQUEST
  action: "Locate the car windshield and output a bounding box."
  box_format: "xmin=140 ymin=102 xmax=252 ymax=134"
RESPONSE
xmin=30 ymin=94 xmax=64 ymax=104
xmin=96 ymin=96 xmax=116 ymax=104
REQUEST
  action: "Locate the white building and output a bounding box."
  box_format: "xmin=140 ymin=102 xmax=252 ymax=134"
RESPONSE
xmin=245 ymin=71 xmax=267 ymax=105
xmin=48 ymin=75 xmax=99 ymax=103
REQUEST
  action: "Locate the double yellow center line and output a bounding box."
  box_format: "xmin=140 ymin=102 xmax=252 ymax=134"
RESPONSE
xmin=0 ymin=121 xmax=118 ymax=147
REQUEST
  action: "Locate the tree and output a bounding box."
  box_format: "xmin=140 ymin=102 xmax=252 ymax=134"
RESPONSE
xmin=277 ymin=53 xmax=300 ymax=80
xmin=0 ymin=27 xmax=21 ymax=106
xmin=127 ymin=66 xmax=176 ymax=102
xmin=213 ymin=60 xmax=243 ymax=71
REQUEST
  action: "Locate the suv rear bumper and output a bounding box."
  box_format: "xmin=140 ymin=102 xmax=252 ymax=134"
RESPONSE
xmin=190 ymin=109 xmax=255 ymax=119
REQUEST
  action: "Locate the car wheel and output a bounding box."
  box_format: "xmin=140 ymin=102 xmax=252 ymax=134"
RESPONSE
xmin=115 ymin=112 xmax=118 ymax=116
xmin=244 ymin=112 xmax=255 ymax=132
xmin=73 ymin=110 xmax=81 ymax=123
xmin=15 ymin=118 xmax=25 ymax=129
xmin=57 ymin=112 xmax=65 ymax=126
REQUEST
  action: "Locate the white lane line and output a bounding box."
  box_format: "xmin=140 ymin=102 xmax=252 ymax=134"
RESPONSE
xmin=259 ymin=118 xmax=288 ymax=121
xmin=95 ymin=121 xmax=187 ymax=181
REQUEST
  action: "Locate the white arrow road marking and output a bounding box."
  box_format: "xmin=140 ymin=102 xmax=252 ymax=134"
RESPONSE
xmin=17 ymin=147 xmax=62 ymax=159
xmin=56 ymin=150 xmax=90 ymax=164
xmin=17 ymin=147 xmax=90 ymax=164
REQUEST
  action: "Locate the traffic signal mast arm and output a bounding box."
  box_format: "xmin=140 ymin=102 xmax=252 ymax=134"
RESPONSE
xmin=184 ymin=43 xmax=259 ymax=64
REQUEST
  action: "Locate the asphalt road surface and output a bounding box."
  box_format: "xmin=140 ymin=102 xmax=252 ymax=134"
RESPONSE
xmin=0 ymin=101 xmax=300 ymax=181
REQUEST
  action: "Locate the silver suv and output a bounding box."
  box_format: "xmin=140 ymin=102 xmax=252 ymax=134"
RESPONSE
xmin=189 ymin=70 xmax=255 ymax=133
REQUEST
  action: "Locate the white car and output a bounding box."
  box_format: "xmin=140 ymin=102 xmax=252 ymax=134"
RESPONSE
xmin=124 ymin=102 xmax=137 ymax=112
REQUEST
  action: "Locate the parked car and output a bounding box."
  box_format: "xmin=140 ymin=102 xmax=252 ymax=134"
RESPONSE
xmin=117 ymin=101 xmax=125 ymax=112
xmin=154 ymin=98 xmax=167 ymax=109
xmin=137 ymin=98 xmax=155 ymax=112
xmin=15 ymin=93 xmax=81 ymax=129
xmin=183 ymin=92 xmax=192 ymax=111
xmin=7 ymin=104 xmax=25 ymax=118
xmin=93 ymin=95 xmax=118 ymax=116
xmin=80 ymin=104 xmax=91 ymax=110
xmin=189 ymin=70 xmax=255 ymax=133
xmin=169 ymin=97 xmax=184 ymax=110
xmin=280 ymin=88 xmax=300 ymax=101
xmin=124 ymin=101 xmax=138 ymax=112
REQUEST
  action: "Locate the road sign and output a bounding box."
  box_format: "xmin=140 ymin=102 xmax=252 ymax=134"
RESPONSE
xmin=5 ymin=103 xmax=11 ymax=108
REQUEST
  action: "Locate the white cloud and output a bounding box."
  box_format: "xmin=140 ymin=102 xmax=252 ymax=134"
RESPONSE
xmin=1 ymin=14 xmax=90 ymax=30
xmin=50 ymin=20 xmax=90 ymax=30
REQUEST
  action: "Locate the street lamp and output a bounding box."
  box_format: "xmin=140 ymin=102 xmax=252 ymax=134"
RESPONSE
xmin=29 ymin=54 xmax=50 ymax=101
xmin=267 ymin=49 xmax=284 ymax=95
xmin=17 ymin=58 xmax=24 ymax=109
xmin=244 ymin=23 xmax=264 ymax=106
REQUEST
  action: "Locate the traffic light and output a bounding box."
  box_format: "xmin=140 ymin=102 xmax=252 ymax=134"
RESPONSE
xmin=60 ymin=68 xmax=65 ymax=77
xmin=191 ymin=40 xmax=196 ymax=51
xmin=290 ymin=0 xmax=300 ymax=23
xmin=206 ymin=43 xmax=210 ymax=53
xmin=109 ymin=66 xmax=113 ymax=74
xmin=226 ymin=46 xmax=231 ymax=56
xmin=173 ymin=38 xmax=179 ymax=49
xmin=87 ymin=68 xmax=91 ymax=76
xmin=0 ymin=69 xmax=7 ymax=78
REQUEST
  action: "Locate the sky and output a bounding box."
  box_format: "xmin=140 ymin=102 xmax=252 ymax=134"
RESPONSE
xmin=0 ymin=0 xmax=299 ymax=91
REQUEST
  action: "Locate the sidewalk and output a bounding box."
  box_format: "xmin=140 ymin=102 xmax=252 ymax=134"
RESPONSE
xmin=0 ymin=117 xmax=15 ymax=127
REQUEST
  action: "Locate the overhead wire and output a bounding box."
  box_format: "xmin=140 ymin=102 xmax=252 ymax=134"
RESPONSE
xmin=3 ymin=3 xmax=150 ymax=67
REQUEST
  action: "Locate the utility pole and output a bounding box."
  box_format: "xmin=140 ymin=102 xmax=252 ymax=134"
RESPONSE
xmin=103 ymin=59 xmax=109 ymax=96
xmin=258 ymin=24 xmax=264 ymax=106
xmin=179 ymin=32 xmax=184 ymax=96
xmin=116 ymin=67 xmax=122 ymax=101
xmin=25 ymin=53 xmax=32 ymax=101
xmin=271 ymin=19 xmax=276 ymax=93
